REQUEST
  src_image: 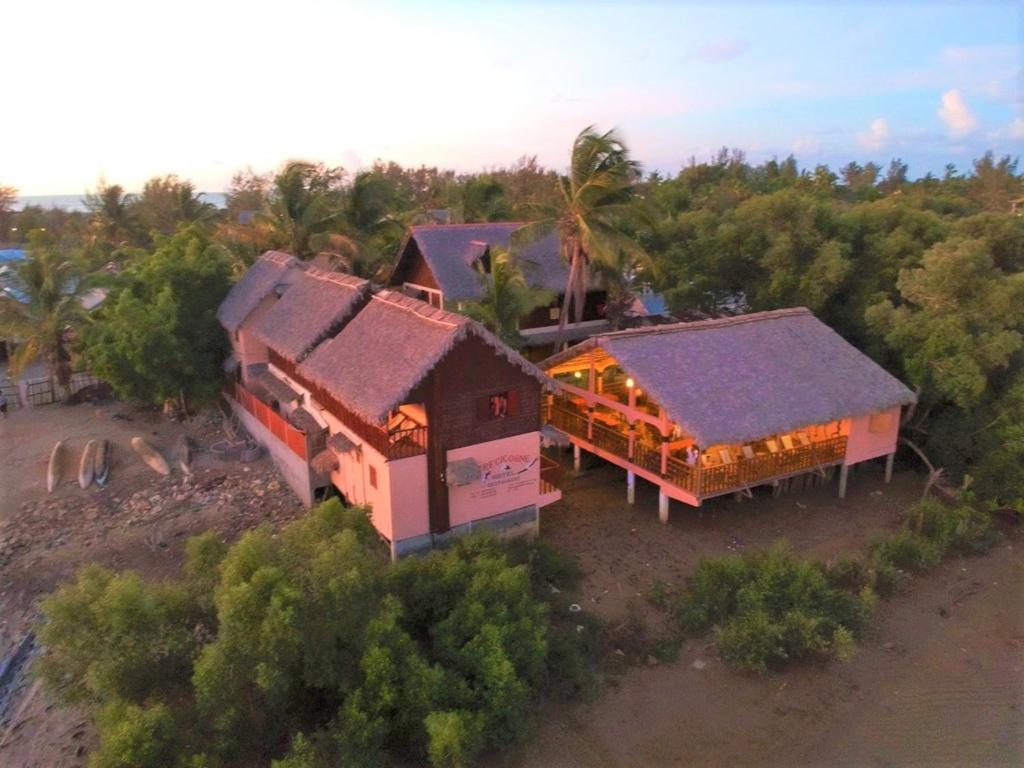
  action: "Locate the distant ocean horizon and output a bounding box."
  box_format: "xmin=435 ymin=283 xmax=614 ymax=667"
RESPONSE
xmin=16 ymin=193 xmax=228 ymax=212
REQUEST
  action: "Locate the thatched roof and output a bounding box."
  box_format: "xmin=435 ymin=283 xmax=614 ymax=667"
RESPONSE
xmin=395 ymin=222 xmax=568 ymax=301
xmin=310 ymin=449 xmax=339 ymax=474
xmin=251 ymin=267 xmax=370 ymax=362
xmin=217 ymin=251 xmax=299 ymax=332
xmin=542 ymin=308 xmax=917 ymax=447
xmin=298 ymin=290 xmax=548 ymax=425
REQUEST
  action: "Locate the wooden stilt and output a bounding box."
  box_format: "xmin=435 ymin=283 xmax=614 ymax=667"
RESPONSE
xmin=573 ymin=443 xmax=581 ymax=473
xmin=627 ymin=470 xmax=636 ymax=505
xmin=658 ymin=490 xmax=669 ymax=523
xmin=884 ymin=452 xmax=895 ymax=483
xmin=838 ymin=463 xmax=849 ymax=499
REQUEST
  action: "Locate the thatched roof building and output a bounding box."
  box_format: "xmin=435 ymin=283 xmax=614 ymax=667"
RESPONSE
xmin=543 ymin=307 xmax=916 ymax=447
xmin=393 ymin=222 xmax=568 ymax=301
xmin=251 ymin=267 xmax=371 ymax=362
xmin=297 ymin=289 xmax=548 ymax=424
xmin=217 ymin=251 xmax=299 ymax=332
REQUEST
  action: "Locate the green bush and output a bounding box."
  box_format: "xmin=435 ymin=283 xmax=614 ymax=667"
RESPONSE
xmin=871 ymin=529 xmax=942 ymax=574
xmin=674 ymin=544 xmax=867 ymax=672
xmin=37 ymin=499 xmax=583 ymax=768
xmin=907 ymin=498 xmax=1000 ymax=555
xmin=90 ymin=701 xmax=181 ymax=768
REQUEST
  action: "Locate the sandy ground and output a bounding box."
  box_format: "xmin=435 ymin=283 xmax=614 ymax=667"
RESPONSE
xmin=0 ymin=399 xmax=306 ymax=767
xmin=1 ymin=405 xmax=1020 ymax=767
xmin=510 ymin=461 xmax=1024 ymax=768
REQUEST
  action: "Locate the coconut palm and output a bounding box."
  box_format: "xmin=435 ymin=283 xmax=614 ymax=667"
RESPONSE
xmin=260 ymin=161 xmax=345 ymax=258
xmin=84 ymin=181 xmax=137 ymax=249
xmin=0 ymin=237 xmax=87 ymax=397
xmin=513 ymin=126 xmax=653 ymax=346
xmin=462 ymin=246 xmax=555 ymax=348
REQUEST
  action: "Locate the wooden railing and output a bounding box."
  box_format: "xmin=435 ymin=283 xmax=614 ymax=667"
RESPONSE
xmin=267 ymin=349 xmax=427 ymax=461
xmin=544 ymin=399 xmax=848 ymax=497
xmin=226 ymin=380 xmax=309 ymax=459
xmin=540 ymin=454 xmax=564 ymax=495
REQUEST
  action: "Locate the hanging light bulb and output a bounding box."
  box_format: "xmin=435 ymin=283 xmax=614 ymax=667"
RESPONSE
xmin=574 ymin=370 xmax=582 ymax=379
xmin=626 ymin=377 xmax=635 ymax=388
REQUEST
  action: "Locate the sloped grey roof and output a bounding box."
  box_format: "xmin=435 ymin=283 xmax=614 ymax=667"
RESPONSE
xmin=217 ymin=251 xmax=298 ymax=332
xmin=251 ymin=267 xmax=371 ymax=362
xmin=542 ymin=308 xmax=916 ymax=447
xmin=398 ymin=222 xmax=568 ymax=302
xmin=298 ymin=290 xmax=548 ymax=425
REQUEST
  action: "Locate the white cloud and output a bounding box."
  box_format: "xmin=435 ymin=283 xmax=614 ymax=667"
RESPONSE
xmin=937 ymin=90 xmax=979 ymax=137
xmin=858 ymin=118 xmax=890 ymax=151
xmin=1013 ymin=117 xmax=1024 ymax=139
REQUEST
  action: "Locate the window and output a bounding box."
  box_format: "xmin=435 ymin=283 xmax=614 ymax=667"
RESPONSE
xmin=869 ymin=411 xmax=893 ymax=434
xmin=477 ymin=390 xmax=520 ymax=421
xmin=368 ymin=465 xmax=378 ymax=489
xmin=549 ymin=306 xmax=561 ymax=321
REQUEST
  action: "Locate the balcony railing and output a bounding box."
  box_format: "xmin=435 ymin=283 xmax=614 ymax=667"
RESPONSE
xmin=267 ymin=349 xmax=428 ymax=461
xmin=546 ymin=397 xmax=847 ymax=497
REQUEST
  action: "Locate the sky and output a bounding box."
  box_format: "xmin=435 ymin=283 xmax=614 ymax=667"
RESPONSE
xmin=3 ymin=0 xmax=1021 ymax=195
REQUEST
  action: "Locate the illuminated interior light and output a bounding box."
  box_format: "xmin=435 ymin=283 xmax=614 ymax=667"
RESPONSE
xmin=626 ymin=377 xmax=635 ymax=388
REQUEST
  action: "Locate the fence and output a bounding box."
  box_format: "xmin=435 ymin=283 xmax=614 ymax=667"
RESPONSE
xmin=18 ymin=371 xmax=103 ymax=406
xmin=0 ymin=379 xmax=21 ymax=410
xmin=226 ymin=381 xmax=309 ymax=460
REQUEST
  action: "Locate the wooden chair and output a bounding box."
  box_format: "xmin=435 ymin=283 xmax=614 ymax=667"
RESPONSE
xmin=766 ymin=439 xmax=780 ymax=454
xmin=719 ymin=448 xmax=734 ymax=464
xmin=781 ymin=434 xmax=795 ymax=451
xmin=742 ymin=445 xmax=755 ymax=460
xmin=796 ymin=432 xmax=811 ymax=447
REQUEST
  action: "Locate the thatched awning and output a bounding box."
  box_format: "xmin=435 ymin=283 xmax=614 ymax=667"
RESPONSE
xmin=289 ymin=407 xmax=322 ymax=434
xmin=298 ymin=290 xmax=549 ymax=425
xmin=394 ymin=222 xmax=568 ymax=302
xmin=252 ymin=370 xmax=300 ymax=405
xmin=251 ymin=268 xmax=371 ymax=362
xmin=446 ymin=458 xmax=481 ymax=486
xmin=542 ymin=308 xmax=917 ymax=447
xmin=217 ymin=251 xmax=299 ymax=332
xmin=310 ymin=449 xmax=339 ymax=475
xmin=328 ymin=432 xmax=357 ymax=453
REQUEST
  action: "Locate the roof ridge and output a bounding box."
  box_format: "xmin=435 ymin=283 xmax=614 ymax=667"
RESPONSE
xmin=261 ymin=250 xmax=296 ymax=266
xmin=595 ymin=307 xmax=813 ymax=341
xmin=304 ymin=266 xmax=368 ymax=289
xmin=410 ymin=221 xmax=526 ymax=231
xmin=372 ymin=290 xmax=466 ymax=329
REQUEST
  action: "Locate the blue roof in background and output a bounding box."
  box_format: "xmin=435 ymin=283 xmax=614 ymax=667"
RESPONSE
xmin=0 ymin=249 xmax=25 ymax=263
xmin=638 ymin=288 xmax=668 ymax=316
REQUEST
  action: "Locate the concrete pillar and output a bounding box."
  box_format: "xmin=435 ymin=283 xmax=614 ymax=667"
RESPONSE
xmin=884 ymin=452 xmax=895 ymax=483
xmin=627 ymin=470 xmax=636 ymax=505
xmin=658 ymin=490 xmax=669 ymax=523
xmin=838 ymin=463 xmax=849 ymax=499
xmin=573 ymin=443 xmax=581 ymax=473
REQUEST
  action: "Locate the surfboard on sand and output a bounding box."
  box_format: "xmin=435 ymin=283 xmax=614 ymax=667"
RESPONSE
xmin=131 ymin=437 xmax=170 ymax=476
xmin=94 ymin=439 xmax=111 ymax=487
xmin=47 ymin=440 xmax=66 ymax=493
xmin=175 ymin=434 xmax=194 ymax=476
xmin=78 ymin=439 xmax=97 ymax=489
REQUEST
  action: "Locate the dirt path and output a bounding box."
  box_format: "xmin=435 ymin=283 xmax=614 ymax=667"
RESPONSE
xmin=516 ymin=464 xmax=1024 ymax=768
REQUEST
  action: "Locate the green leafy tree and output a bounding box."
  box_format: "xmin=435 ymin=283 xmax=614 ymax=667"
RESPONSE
xmin=515 ymin=126 xmax=653 ymax=345
xmin=85 ymin=180 xmax=139 ymax=249
xmin=82 ymin=225 xmax=233 ymax=406
xmin=461 ymin=246 xmax=555 ymax=347
xmin=260 ymin=161 xmax=346 ymax=258
xmin=0 ymin=231 xmax=87 ymax=396
xmin=135 ymin=175 xmax=217 ymax=239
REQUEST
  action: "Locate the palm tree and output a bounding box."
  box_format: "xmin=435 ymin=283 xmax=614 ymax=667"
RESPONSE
xmin=0 ymin=237 xmax=87 ymax=398
xmin=260 ymin=161 xmax=345 ymax=258
xmin=84 ymin=181 xmax=137 ymax=249
xmin=461 ymin=246 xmax=555 ymax=348
xmin=513 ymin=126 xmax=653 ymax=346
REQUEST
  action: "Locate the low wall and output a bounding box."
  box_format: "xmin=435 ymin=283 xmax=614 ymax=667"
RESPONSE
xmin=228 ymin=397 xmax=314 ymax=506
xmin=391 ymin=503 xmax=538 ymax=559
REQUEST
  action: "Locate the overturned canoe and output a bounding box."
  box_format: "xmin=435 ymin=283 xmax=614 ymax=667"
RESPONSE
xmin=94 ymin=439 xmax=111 ymax=487
xmin=78 ymin=439 xmax=97 ymax=489
xmin=131 ymin=437 xmax=170 ymax=476
xmin=175 ymin=434 xmax=194 ymax=476
xmin=47 ymin=440 xmax=66 ymax=493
